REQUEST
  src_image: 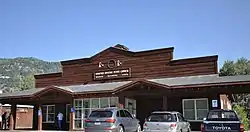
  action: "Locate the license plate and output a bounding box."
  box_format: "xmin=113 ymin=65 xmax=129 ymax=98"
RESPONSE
xmin=94 ymin=122 xmax=101 ymax=125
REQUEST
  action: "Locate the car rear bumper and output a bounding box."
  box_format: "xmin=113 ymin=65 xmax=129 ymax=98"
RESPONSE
xmin=85 ymin=128 xmax=119 ymax=132
xmin=143 ymin=130 xmax=178 ymax=132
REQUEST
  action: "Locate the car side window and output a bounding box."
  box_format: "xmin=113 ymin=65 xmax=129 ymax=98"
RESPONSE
xmin=120 ymin=110 xmax=127 ymax=117
xmin=124 ymin=110 xmax=133 ymax=118
xmin=116 ymin=110 xmax=120 ymax=117
xmin=177 ymin=113 xmax=185 ymax=122
xmin=173 ymin=114 xmax=178 ymax=122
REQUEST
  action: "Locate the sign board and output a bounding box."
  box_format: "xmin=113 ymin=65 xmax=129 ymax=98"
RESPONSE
xmin=212 ymin=100 xmax=218 ymax=108
xmin=71 ymin=107 xmax=75 ymax=113
xmin=93 ymin=68 xmax=131 ymax=80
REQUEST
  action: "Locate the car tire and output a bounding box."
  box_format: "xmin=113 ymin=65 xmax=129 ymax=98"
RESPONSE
xmin=135 ymin=125 xmax=141 ymax=132
xmin=118 ymin=125 xmax=124 ymax=132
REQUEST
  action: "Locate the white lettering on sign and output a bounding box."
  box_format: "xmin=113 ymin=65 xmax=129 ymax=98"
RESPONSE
xmin=117 ymin=60 xmax=122 ymax=66
xmin=98 ymin=62 xmax=105 ymax=68
xmin=98 ymin=60 xmax=123 ymax=69
xmin=94 ymin=68 xmax=131 ymax=80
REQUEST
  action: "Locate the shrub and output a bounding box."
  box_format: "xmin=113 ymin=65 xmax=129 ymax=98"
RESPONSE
xmin=233 ymin=104 xmax=250 ymax=130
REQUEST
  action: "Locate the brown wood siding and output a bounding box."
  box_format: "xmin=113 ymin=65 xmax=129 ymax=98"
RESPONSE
xmin=35 ymin=47 xmax=218 ymax=88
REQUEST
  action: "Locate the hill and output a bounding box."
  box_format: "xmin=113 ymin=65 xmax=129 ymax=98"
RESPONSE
xmin=0 ymin=57 xmax=61 ymax=93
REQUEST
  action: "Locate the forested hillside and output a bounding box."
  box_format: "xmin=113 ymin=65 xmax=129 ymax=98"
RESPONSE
xmin=0 ymin=57 xmax=61 ymax=93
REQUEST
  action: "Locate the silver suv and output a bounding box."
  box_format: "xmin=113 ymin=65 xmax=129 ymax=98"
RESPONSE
xmin=143 ymin=111 xmax=191 ymax=132
xmin=84 ymin=108 xmax=141 ymax=132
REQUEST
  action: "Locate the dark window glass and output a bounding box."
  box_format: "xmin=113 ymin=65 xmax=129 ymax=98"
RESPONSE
xmin=89 ymin=110 xmax=113 ymax=118
xmin=177 ymin=113 xmax=185 ymax=122
xmin=207 ymin=111 xmax=238 ymax=120
xmin=120 ymin=110 xmax=127 ymax=117
xmin=147 ymin=113 xmax=177 ymax=122
xmin=124 ymin=110 xmax=133 ymax=118
xmin=116 ymin=110 xmax=120 ymax=117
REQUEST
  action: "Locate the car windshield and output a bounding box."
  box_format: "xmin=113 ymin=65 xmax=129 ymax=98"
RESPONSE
xmin=207 ymin=111 xmax=238 ymax=121
xmin=147 ymin=113 xmax=177 ymax=122
xmin=89 ymin=110 xmax=113 ymax=118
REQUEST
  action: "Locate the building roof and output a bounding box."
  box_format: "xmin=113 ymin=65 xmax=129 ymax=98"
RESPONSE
xmin=1 ymin=74 xmax=250 ymax=99
xmin=149 ymin=74 xmax=250 ymax=87
xmin=60 ymin=81 xmax=132 ymax=93
xmin=0 ymin=88 xmax=45 ymax=98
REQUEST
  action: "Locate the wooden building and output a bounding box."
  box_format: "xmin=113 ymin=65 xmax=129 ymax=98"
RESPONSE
xmin=0 ymin=44 xmax=250 ymax=131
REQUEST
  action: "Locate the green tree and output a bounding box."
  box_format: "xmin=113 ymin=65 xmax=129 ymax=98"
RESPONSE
xmin=233 ymin=105 xmax=249 ymax=130
xmin=20 ymin=74 xmax=35 ymax=91
xmin=220 ymin=57 xmax=250 ymax=130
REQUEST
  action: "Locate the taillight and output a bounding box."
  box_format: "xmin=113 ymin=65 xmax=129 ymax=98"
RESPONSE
xmin=105 ymin=118 xmax=116 ymax=123
xmin=144 ymin=123 xmax=147 ymax=127
xmin=240 ymin=124 xmax=244 ymax=132
xmin=170 ymin=124 xmax=176 ymax=128
xmin=85 ymin=119 xmax=91 ymax=122
xmin=200 ymin=123 xmax=205 ymax=132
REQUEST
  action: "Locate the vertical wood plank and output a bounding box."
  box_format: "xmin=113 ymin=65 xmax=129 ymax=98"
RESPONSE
xmin=38 ymin=105 xmax=42 ymax=131
xmin=69 ymin=111 xmax=74 ymax=131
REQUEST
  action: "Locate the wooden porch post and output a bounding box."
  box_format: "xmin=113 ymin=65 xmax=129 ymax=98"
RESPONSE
xmin=38 ymin=105 xmax=42 ymax=131
xmin=9 ymin=104 xmax=16 ymax=130
xmin=118 ymin=95 xmax=125 ymax=108
xmin=162 ymin=95 xmax=168 ymax=110
xmin=69 ymin=109 xmax=74 ymax=131
xmin=9 ymin=114 xmax=13 ymax=131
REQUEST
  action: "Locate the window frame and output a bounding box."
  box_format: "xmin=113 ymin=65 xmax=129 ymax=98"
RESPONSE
xmin=182 ymin=98 xmax=209 ymax=121
xmin=42 ymin=105 xmax=55 ymax=123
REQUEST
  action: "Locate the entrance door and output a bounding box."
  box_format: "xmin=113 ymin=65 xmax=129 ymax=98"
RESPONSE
xmin=136 ymin=96 xmax=163 ymax=128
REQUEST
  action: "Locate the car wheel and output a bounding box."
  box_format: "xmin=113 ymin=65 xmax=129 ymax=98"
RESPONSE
xmin=135 ymin=125 xmax=141 ymax=132
xmin=118 ymin=125 xmax=124 ymax=132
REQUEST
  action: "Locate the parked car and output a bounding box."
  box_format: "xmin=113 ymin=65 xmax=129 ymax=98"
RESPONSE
xmin=201 ymin=109 xmax=244 ymax=132
xmin=84 ymin=107 xmax=141 ymax=132
xmin=143 ymin=111 xmax=191 ymax=132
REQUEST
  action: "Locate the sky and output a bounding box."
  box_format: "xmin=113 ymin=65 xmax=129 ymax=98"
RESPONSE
xmin=0 ymin=0 xmax=250 ymax=67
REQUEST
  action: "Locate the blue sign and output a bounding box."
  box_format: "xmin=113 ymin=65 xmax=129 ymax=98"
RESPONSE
xmin=212 ymin=100 xmax=218 ymax=108
xmin=71 ymin=107 xmax=75 ymax=112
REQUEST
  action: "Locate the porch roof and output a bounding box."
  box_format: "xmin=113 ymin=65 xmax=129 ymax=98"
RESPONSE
xmin=149 ymin=74 xmax=250 ymax=87
xmin=0 ymin=81 xmax=132 ymax=99
xmin=1 ymin=74 xmax=250 ymax=99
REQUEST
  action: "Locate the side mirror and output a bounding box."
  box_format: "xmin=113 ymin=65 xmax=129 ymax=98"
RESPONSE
xmin=132 ymin=114 xmax=136 ymax=118
xmin=203 ymin=118 xmax=207 ymax=121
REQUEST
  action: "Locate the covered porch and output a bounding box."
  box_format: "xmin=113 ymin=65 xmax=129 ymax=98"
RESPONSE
xmin=0 ymin=74 xmax=250 ymax=131
xmin=0 ymin=86 xmax=74 ymax=131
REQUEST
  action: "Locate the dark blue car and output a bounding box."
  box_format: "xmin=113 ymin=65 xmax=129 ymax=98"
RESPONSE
xmin=201 ymin=109 xmax=244 ymax=132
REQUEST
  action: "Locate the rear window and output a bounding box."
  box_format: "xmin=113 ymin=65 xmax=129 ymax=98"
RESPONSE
xmin=207 ymin=111 xmax=239 ymax=121
xmin=146 ymin=113 xmax=177 ymax=122
xmin=89 ymin=110 xmax=113 ymax=118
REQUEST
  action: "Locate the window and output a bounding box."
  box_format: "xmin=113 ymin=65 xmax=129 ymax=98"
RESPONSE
xmin=42 ymin=105 xmax=55 ymax=123
xmin=89 ymin=110 xmax=113 ymax=118
xmin=182 ymin=98 xmax=209 ymax=121
xmin=66 ymin=104 xmax=71 ymax=123
xmin=207 ymin=110 xmax=238 ymax=121
xmin=177 ymin=113 xmax=185 ymax=122
xmin=120 ymin=110 xmax=127 ymax=117
xmin=100 ymin=98 xmax=109 ymax=108
xmin=146 ymin=113 xmax=177 ymax=122
xmin=124 ymin=110 xmax=133 ymax=118
xmin=73 ymin=97 xmax=119 ymax=129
